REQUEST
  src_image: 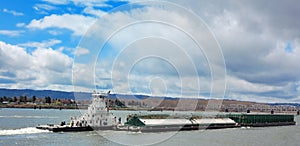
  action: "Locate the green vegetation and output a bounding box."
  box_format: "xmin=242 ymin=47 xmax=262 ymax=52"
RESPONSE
xmin=0 ymin=95 xmax=78 ymax=109
xmin=0 ymin=95 xmax=129 ymax=110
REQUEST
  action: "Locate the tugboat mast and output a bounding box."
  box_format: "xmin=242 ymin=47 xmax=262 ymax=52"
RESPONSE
xmin=107 ymin=90 xmax=110 ymax=113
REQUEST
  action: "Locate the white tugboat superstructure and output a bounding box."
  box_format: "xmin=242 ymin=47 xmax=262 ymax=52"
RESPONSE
xmin=80 ymin=91 xmax=116 ymax=129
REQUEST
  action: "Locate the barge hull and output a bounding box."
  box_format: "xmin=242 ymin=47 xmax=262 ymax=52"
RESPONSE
xmin=241 ymin=121 xmax=296 ymax=127
xmin=117 ymin=123 xmax=237 ymax=132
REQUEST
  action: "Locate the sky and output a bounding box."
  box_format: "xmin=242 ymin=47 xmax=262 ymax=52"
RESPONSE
xmin=0 ymin=0 xmax=300 ymax=103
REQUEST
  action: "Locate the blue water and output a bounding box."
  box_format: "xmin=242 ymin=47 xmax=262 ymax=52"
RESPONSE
xmin=0 ymin=108 xmax=299 ymax=146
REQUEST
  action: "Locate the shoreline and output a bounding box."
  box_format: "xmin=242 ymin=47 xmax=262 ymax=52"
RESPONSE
xmin=1 ymin=104 xmax=299 ymax=115
xmin=0 ymin=104 xmax=150 ymax=111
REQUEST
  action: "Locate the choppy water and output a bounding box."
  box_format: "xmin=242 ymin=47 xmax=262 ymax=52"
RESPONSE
xmin=0 ymin=108 xmax=299 ymax=146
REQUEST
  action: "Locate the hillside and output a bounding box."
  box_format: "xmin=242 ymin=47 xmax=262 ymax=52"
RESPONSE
xmin=0 ymin=88 xmax=89 ymax=99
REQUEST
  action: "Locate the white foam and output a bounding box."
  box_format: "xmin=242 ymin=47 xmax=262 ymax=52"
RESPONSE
xmin=0 ymin=127 xmax=50 ymax=136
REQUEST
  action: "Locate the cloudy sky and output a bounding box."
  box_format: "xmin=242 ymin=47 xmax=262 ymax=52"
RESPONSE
xmin=0 ymin=0 xmax=299 ymax=103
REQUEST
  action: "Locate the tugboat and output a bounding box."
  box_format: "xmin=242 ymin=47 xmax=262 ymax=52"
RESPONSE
xmin=36 ymin=91 xmax=117 ymax=132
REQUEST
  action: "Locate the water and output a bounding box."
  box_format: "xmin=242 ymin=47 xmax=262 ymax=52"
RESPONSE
xmin=0 ymin=108 xmax=299 ymax=146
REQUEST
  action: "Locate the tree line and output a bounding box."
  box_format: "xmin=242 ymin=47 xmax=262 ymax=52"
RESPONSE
xmin=0 ymin=95 xmax=76 ymax=105
xmin=0 ymin=95 xmax=126 ymax=107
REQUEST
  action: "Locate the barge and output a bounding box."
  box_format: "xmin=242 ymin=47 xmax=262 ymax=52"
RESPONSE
xmin=122 ymin=114 xmax=237 ymax=132
xmin=226 ymin=113 xmax=296 ymax=127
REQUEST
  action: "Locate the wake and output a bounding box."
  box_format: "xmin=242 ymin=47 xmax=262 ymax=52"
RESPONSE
xmin=0 ymin=127 xmax=50 ymax=136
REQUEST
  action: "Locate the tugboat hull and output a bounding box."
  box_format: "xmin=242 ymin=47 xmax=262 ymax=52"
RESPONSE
xmin=51 ymin=126 xmax=93 ymax=132
xmin=36 ymin=125 xmax=93 ymax=132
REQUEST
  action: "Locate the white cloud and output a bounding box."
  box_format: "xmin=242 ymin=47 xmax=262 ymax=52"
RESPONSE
xmin=226 ymin=75 xmax=282 ymax=94
xmin=16 ymin=23 xmax=25 ymax=27
xmin=72 ymin=63 xmax=95 ymax=89
xmin=58 ymin=46 xmax=74 ymax=52
xmin=32 ymin=48 xmax=72 ymax=72
xmin=83 ymin=6 xmax=107 ymax=17
xmin=0 ymin=41 xmax=32 ymax=70
xmin=199 ymin=2 xmax=300 ymax=102
xmin=48 ymin=30 xmax=62 ymax=35
xmin=75 ymin=5 xmax=226 ymax=99
xmin=34 ymin=4 xmax=57 ymax=11
xmin=42 ymin=0 xmax=112 ymax=7
xmin=41 ymin=0 xmax=69 ymax=5
xmin=3 ymin=8 xmax=24 ymax=16
xmin=2 ymin=1 xmax=300 ymax=103
xmin=72 ymin=1 xmax=300 ymax=103
xmin=74 ymin=47 xmax=90 ymax=56
xmin=208 ymin=5 xmax=300 ymax=87
xmin=18 ymin=39 xmax=62 ymax=49
xmin=0 ymin=41 xmax=73 ymax=90
xmin=0 ymin=30 xmax=23 ymax=37
xmin=33 ymin=4 xmax=58 ymax=15
xmin=26 ymin=14 xmax=96 ymax=36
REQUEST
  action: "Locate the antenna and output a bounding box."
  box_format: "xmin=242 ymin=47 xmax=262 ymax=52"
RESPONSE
xmin=107 ymin=91 xmax=110 ymax=112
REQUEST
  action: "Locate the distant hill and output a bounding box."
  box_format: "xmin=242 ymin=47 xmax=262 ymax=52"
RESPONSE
xmin=0 ymin=88 xmax=179 ymax=101
xmin=1 ymin=88 xmax=299 ymax=107
xmin=0 ymin=88 xmax=161 ymax=100
xmin=268 ymin=103 xmax=300 ymax=107
xmin=0 ymin=88 xmax=90 ymax=100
